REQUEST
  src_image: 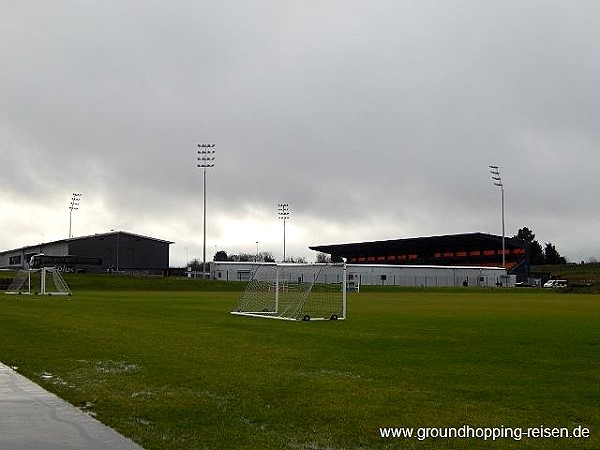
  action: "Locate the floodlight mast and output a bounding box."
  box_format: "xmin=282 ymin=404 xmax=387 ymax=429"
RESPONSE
xmin=489 ymin=165 xmax=505 ymax=269
xmin=278 ymin=203 xmax=289 ymax=262
xmin=198 ymin=144 xmax=216 ymax=279
xmin=68 ymin=193 xmax=82 ymax=239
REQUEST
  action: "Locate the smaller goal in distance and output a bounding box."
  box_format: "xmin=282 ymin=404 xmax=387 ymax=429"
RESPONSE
xmin=5 ymin=267 xmax=72 ymax=296
xmin=231 ymin=263 xmax=347 ymax=321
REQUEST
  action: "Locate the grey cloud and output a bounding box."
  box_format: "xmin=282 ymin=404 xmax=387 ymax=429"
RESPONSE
xmin=2 ymin=1 xmax=600 ymax=263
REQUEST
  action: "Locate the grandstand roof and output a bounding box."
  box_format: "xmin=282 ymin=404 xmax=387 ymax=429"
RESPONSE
xmin=309 ymin=232 xmax=526 ymax=257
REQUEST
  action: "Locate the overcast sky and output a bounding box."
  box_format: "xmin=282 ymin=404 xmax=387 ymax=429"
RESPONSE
xmin=2 ymin=0 xmax=600 ymax=265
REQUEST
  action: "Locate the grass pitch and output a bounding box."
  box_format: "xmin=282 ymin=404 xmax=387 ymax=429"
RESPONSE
xmin=0 ymin=277 xmax=599 ymax=449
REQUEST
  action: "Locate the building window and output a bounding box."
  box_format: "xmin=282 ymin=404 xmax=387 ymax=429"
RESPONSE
xmin=9 ymin=255 xmax=22 ymax=265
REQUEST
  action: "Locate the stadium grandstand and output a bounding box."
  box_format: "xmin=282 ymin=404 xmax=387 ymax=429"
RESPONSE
xmin=309 ymin=232 xmax=528 ymax=276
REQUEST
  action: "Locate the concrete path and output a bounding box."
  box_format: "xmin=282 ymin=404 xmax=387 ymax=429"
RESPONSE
xmin=0 ymin=363 xmax=145 ymax=450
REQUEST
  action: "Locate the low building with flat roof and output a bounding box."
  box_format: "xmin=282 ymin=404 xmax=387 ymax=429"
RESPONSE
xmin=0 ymin=231 xmax=173 ymax=274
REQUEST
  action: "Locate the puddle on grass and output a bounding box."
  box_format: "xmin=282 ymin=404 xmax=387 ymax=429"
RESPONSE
xmin=94 ymin=360 xmax=140 ymax=374
xmin=288 ymin=440 xmax=346 ymax=450
xmin=298 ymin=368 xmax=362 ymax=380
xmin=132 ymin=417 xmax=153 ymax=426
xmin=38 ymin=371 xmax=71 ymax=387
xmin=131 ymin=390 xmax=154 ymax=398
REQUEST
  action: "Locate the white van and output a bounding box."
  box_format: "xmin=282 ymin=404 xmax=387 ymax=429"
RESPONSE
xmin=543 ymin=279 xmax=568 ymax=289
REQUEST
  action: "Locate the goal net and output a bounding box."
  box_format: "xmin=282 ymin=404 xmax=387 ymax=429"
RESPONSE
xmin=232 ymin=263 xmax=346 ymax=321
xmin=5 ymin=268 xmax=72 ymax=296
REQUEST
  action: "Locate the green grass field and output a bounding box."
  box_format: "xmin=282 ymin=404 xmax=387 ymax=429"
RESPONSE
xmin=1 ymin=276 xmax=599 ymax=449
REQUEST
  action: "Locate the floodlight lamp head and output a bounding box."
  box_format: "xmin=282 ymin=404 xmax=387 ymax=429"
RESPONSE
xmin=69 ymin=193 xmax=82 ymax=210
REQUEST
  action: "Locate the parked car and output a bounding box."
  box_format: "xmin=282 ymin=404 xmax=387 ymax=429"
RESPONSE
xmin=543 ymin=279 xmax=568 ymax=289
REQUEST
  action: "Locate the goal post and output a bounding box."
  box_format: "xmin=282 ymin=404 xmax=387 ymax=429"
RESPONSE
xmin=232 ymin=263 xmax=347 ymax=321
xmin=5 ymin=268 xmax=72 ymax=296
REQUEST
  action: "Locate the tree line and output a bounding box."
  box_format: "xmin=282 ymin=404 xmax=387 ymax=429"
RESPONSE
xmin=514 ymin=227 xmax=566 ymax=265
xmin=187 ymin=251 xmax=308 ymax=269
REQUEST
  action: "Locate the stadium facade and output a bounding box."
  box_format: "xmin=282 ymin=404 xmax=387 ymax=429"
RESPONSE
xmin=0 ymin=231 xmax=173 ymax=274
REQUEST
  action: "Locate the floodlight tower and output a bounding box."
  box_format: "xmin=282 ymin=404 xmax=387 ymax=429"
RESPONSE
xmin=68 ymin=193 xmax=82 ymax=239
xmin=278 ymin=203 xmax=290 ymax=262
xmin=198 ymin=143 xmax=216 ymax=279
xmin=489 ymin=165 xmax=506 ymax=268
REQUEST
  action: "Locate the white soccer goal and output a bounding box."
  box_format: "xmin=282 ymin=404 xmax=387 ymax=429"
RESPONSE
xmin=5 ymin=268 xmax=72 ymax=296
xmin=231 ymin=263 xmax=347 ymax=321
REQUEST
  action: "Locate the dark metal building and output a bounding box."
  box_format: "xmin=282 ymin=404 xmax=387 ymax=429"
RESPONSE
xmin=0 ymin=231 xmax=173 ymax=274
xmin=310 ymin=232 xmax=528 ymax=276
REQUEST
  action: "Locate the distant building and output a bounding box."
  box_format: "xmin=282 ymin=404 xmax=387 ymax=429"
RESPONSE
xmin=309 ymin=232 xmax=528 ymax=277
xmin=0 ymin=231 xmax=173 ymax=274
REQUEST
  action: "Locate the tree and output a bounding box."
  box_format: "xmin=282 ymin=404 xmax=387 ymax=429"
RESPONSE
xmin=515 ymin=227 xmax=535 ymax=243
xmin=227 ymin=253 xmax=254 ymax=262
xmin=514 ymin=227 xmax=544 ymax=265
xmin=544 ymin=243 xmax=567 ymax=265
xmin=316 ymin=252 xmax=330 ymax=263
xmin=213 ymin=250 xmax=228 ymax=261
xmin=258 ymin=251 xmax=276 ymax=263
xmin=316 ymin=252 xmax=344 ymax=263
xmin=188 ymin=259 xmax=202 ymax=271
xmin=514 ymin=227 xmax=566 ymax=265
xmin=285 ymin=256 xmax=307 ymax=263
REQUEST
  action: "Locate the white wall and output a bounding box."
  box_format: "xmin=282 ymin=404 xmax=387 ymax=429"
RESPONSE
xmin=210 ymin=262 xmax=513 ymax=287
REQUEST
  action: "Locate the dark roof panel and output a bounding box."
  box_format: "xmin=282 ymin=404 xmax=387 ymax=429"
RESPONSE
xmin=310 ymin=232 xmax=526 ymax=256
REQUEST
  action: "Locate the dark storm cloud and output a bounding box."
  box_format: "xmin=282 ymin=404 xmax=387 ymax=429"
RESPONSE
xmin=2 ymin=1 xmax=600 ymax=262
